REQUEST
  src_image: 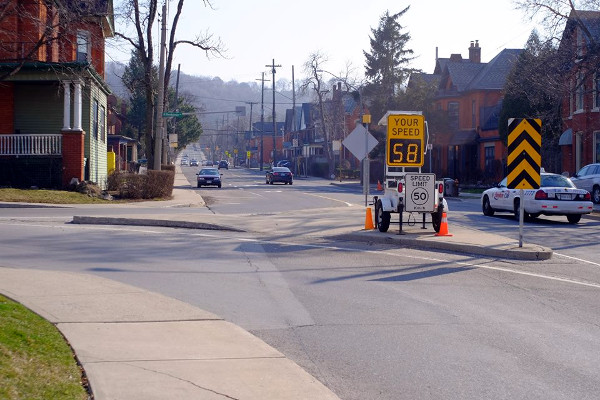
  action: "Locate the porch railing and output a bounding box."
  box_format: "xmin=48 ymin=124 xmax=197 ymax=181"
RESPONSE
xmin=0 ymin=134 xmax=62 ymax=156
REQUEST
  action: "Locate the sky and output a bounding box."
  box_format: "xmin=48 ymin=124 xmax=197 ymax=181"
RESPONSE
xmin=106 ymin=0 xmax=544 ymax=84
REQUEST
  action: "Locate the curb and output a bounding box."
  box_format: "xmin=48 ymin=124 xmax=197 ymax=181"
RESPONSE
xmin=331 ymin=230 xmax=553 ymax=261
xmin=71 ymin=216 xmax=245 ymax=232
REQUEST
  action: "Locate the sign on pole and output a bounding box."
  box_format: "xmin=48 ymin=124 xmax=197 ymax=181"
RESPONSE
xmin=342 ymin=124 xmax=378 ymax=161
xmin=404 ymin=173 xmax=435 ymax=212
xmin=386 ymin=114 xmax=425 ymax=167
xmin=507 ymin=118 xmax=541 ymax=189
xmin=162 ymin=112 xmax=182 ymax=118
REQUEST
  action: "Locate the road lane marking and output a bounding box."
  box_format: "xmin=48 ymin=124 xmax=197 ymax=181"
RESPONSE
xmin=303 ymin=193 xmax=353 ymax=207
xmin=554 ymin=252 xmax=600 ymax=267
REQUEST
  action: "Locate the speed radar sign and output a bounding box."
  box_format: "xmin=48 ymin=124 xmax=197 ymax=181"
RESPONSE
xmin=386 ymin=114 xmax=425 ymax=167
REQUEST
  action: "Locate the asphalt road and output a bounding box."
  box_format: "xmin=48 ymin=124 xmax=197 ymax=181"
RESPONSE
xmin=1 ymin=169 xmax=600 ymax=399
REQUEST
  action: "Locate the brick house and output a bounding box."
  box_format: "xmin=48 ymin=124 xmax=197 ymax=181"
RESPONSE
xmin=281 ymin=83 xmax=364 ymax=177
xmin=0 ymin=0 xmax=114 ymax=189
xmin=415 ymin=42 xmax=522 ymax=183
xmin=558 ymin=10 xmax=600 ymax=175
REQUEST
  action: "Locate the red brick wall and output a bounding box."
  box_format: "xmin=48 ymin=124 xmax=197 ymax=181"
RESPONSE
xmin=0 ymin=83 xmax=15 ymax=133
xmin=62 ymin=130 xmax=85 ymax=187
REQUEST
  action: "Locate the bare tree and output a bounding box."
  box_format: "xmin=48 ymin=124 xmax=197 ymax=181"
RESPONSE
xmin=300 ymin=51 xmax=336 ymax=178
xmin=113 ymin=0 xmax=223 ymax=169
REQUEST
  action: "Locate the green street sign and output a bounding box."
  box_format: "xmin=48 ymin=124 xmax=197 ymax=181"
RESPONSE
xmin=162 ymin=112 xmax=182 ymax=118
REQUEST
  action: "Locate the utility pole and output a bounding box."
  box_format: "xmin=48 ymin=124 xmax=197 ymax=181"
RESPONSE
xmin=292 ymin=65 xmax=297 ymax=173
xmin=266 ymin=59 xmax=281 ymax=166
xmin=256 ymin=73 xmax=270 ymax=171
xmin=153 ymin=2 xmax=167 ymax=170
xmin=246 ymin=101 xmax=257 ymax=169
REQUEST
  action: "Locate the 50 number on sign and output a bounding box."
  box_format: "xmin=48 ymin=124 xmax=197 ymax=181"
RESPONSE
xmin=388 ymin=138 xmax=422 ymax=166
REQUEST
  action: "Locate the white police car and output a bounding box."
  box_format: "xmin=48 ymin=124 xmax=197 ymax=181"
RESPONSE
xmin=481 ymin=172 xmax=593 ymax=224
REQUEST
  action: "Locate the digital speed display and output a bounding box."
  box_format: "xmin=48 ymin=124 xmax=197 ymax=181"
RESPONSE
xmin=386 ymin=114 xmax=425 ymax=167
xmin=387 ymin=138 xmax=423 ymax=166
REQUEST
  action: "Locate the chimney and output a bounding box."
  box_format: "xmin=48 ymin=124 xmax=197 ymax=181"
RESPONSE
xmin=469 ymin=40 xmax=481 ymax=63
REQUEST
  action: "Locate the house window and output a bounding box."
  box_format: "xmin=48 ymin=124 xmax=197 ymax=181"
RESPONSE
xmin=594 ymin=73 xmax=600 ymax=109
xmin=93 ymin=99 xmax=99 ymax=139
xmin=448 ymin=102 xmax=459 ymax=130
xmin=100 ymin=106 xmax=106 ymax=142
xmin=76 ymin=31 xmax=90 ymax=63
xmin=484 ymin=145 xmax=495 ymax=176
xmin=576 ymin=72 xmax=584 ymax=111
xmin=595 ymin=131 xmax=600 ymax=163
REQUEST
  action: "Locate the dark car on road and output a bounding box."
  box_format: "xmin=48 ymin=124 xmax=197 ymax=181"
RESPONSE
xmin=196 ymin=168 xmax=222 ymax=188
xmin=218 ymin=160 xmax=229 ymax=169
xmin=266 ymin=167 xmax=293 ymax=185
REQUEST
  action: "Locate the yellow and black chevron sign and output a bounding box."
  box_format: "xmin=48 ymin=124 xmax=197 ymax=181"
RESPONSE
xmin=507 ymin=118 xmax=541 ymax=189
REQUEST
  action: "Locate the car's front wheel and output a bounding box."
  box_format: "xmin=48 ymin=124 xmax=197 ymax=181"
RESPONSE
xmin=482 ymin=195 xmax=495 ymax=216
xmin=567 ymin=214 xmax=581 ymax=224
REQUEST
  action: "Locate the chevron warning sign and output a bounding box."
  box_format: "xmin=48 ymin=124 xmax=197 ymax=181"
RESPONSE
xmin=507 ymin=118 xmax=541 ymax=189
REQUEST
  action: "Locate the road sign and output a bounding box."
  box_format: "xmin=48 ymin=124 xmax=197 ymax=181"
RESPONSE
xmin=386 ymin=114 xmax=425 ymax=167
xmin=162 ymin=112 xmax=182 ymax=118
xmin=507 ymin=118 xmax=541 ymax=189
xmin=342 ymin=124 xmax=378 ymax=161
xmin=404 ymin=173 xmax=435 ymax=212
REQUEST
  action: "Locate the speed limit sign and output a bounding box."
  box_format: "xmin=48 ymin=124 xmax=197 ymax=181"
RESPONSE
xmin=404 ymin=173 xmax=436 ymax=212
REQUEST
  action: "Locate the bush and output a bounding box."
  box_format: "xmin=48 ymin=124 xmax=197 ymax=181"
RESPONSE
xmin=106 ymin=170 xmax=174 ymax=199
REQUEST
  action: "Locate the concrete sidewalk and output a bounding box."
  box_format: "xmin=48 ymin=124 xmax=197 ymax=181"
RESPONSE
xmin=0 ymin=268 xmax=340 ymax=400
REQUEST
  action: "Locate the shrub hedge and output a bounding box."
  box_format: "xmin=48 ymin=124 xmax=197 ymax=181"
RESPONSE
xmin=107 ymin=167 xmax=174 ymax=199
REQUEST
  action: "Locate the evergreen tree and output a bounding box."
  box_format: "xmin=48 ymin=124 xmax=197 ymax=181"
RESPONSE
xmin=363 ymin=7 xmax=415 ymax=117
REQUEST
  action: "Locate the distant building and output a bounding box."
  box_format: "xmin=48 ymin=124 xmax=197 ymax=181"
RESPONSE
xmin=413 ymin=41 xmax=522 ymax=183
xmin=557 ymin=10 xmax=600 ymax=174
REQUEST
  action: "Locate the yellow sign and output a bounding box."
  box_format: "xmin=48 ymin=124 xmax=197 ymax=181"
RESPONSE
xmin=507 ymin=118 xmax=541 ymax=189
xmin=386 ymin=114 xmax=425 ymax=167
xmin=247 ymin=151 xmax=251 ymax=158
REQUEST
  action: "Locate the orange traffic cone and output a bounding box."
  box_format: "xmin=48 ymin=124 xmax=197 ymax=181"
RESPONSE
xmin=435 ymin=212 xmax=453 ymax=237
xmin=364 ymin=207 xmax=374 ymax=230
xmin=377 ymin=180 xmax=383 ymax=191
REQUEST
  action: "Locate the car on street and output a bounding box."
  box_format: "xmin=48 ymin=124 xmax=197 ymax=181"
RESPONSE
xmin=481 ymin=172 xmax=593 ymax=224
xmin=266 ymin=166 xmax=293 ymax=185
xmin=180 ymin=158 xmax=189 ymax=166
xmin=196 ymin=168 xmax=222 ymax=188
xmin=570 ymin=163 xmax=600 ymax=204
xmin=218 ymin=160 xmax=229 ymax=169
xmin=190 ymin=159 xmax=199 ymax=166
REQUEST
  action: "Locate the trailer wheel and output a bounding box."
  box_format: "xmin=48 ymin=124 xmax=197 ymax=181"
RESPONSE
xmin=432 ymin=205 xmax=443 ymax=233
xmin=376 ymin=200 xmax=391 ymax=232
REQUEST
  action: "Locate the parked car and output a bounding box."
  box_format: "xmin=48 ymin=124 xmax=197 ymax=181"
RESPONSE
xmin=196 ymin=168 xmax=222 ymax=188
xmin=266 ymin=166 xmax=293 ymax=185
xmin=481 ymin=172 xmax=593 ymax=224
xmin=218 ymin=160 xmax=229 ymax=169
xmin=570 ymin=163 xmax=600 ymax=204
xmin=276 ymin=159 xmax=291 ymax=168
xmin=190 ymin=159 xmax=199 ymax=166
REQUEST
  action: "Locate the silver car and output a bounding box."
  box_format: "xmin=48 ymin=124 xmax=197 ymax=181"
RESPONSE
xmin=571 ymin=163 xmax=600 ymax=203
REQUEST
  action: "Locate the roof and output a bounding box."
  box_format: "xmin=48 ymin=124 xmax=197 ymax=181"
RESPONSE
xmin=467 ymin=49 xmax=523 ymax=90
xmin=436 ymin=48 xmax=522 ymax=96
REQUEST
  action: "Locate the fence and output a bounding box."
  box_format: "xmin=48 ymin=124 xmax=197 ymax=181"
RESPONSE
xmin=0 ymin=134 xmax=62 ymax=156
